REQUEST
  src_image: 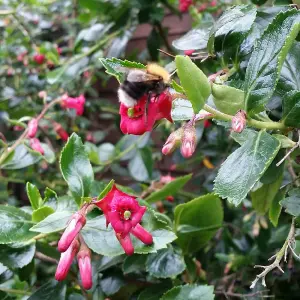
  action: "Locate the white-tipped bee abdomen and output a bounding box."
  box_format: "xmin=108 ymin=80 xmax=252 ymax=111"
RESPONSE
xmin=118 ymin=87 xmax=137 ymax=107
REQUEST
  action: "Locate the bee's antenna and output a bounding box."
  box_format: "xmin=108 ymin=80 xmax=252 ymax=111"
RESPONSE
xmin=158 ymin=49 xmax=176 ymax=58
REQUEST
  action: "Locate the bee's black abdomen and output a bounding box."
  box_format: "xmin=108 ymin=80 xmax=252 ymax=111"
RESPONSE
xmin=120 ymin=80 xmax=151 ymax=100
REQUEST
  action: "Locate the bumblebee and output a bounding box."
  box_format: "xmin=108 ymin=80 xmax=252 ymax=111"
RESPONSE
xmin=118 ymin=63 xmax=170 ymax=107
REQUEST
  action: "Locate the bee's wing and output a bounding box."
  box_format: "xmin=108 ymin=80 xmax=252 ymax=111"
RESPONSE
xmin=127 ymin=69 xmax=161 ymax=82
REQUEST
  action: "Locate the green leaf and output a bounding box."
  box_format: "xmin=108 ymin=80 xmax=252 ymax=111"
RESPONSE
xmin=60 ymin=133 xmax=94 ymax=205
xmin=0 ymin=205 xmax=37 ymax=244
xmin=280 ymin=189 xmax=300 ymax=217
xmin=123 ymin=254 xmax=147 ymax=274
xmin=28 ymin=280 xmax=66 ymax=300
xmin=269 ymin=187 xmax=286 ymax=227
xmin=214 ymin=130 xmax=281 ymax=205
xmin=161 ymin=285 xmax=215 ymax=300
xmin=281 ymin=90 xmax=300 ymax=127
xmin=172 ymin=25 xmax=211 ymax=51
xmin=138 ymin=284 xmax=172 ymax=300
xmin=32 ymin=206 xmax=55 ymax=223
xmin=44 ymin=188 xmax=57 ymax=203
xmin=251 ymin=174 xmax=283 ymax=215
xmin=244 ymin=9 xmax=300 ymax=115
xmin=175 ymin=55 xmax=211 ymax=113
xmin=81 ymin=209 xmax=176 ymax=256
xmin=85 ymin=142 xmax=101 ymax=164
xmin=99 ymin=57 xmax=146 ymax=83
xmin=26 ymin=182 xmax=42 ymax=210
xmin=146 ymin=247 xmax=186 ymax=278
xmin=212 ymin=83 xmax=244 ymax=115
xmin=145 ymin=174 xmax=192 ymax=204
xmin=30 ymin=211 xmax=74 ymax=233
xmin=208 ymin=5 xmax=256 ymax=60
xmin=171 ymin=98 xmax=194 ymax=121
xmin=99 ymin=272 xmax=125 ymax=296
xmin=174 ymin=194 xmax=223 ymax=253
xmin=0 ymin=243 xmax=35 ymax=269
xmin=98 ymin=179 xmax=115 ymax=199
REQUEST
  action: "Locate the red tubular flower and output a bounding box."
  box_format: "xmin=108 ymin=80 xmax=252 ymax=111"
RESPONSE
xmin=33 ymin=53 xmax=45 ymax=65
xmin=55 ymin=239 xmax=79 ymax=281
xmin=61 ymin=94 xmax=85 ymax=116
xmin=77 ymin=246 xmax=92 ymax=290
xmin=181 ymin=124 xmax=196 ymax=158
xmin=179 ymin=0 xmax=193 ymax=12
xmin=30 ymin=138 xmax=44 ymax=155
xmin=95 ymin=185 xmax=153 ymax=255
xmin=162 ymin=128 xmax=183 ymax=155
xmin=119 ymin=92 xmax=172 ymax=135
xmin=27 ymin=118 xmax=38 ymax=138
xmin=231 ymin=110 xmax=246 ymax=133
xmin=58 ymin=212 xmax=86 ymax=252
xmin=54 ymin=123 xmax=69 ymax=141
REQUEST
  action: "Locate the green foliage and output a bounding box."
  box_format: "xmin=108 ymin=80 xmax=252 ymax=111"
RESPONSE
xmin=280 ymin=188 xmax=300 ymax=217
xmin=282 ymin=90 xmax=300 ymax=127
xmin=175 ymin=55 xmax=211 ymax=113
xmin=161 ymin=285 xmax=214 ymax=300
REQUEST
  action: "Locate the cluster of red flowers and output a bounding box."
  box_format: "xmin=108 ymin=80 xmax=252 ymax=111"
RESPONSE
xmin=55 ymin=185 xmax=153 ymax=289
xmin=119 ymin=92 xmax=173 ymax=135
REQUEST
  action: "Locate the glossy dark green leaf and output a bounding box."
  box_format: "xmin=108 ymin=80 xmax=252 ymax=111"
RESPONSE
xmin=174 ymin=194 xmax=223 ymax=253
xmin=81 ymin=209 xmax=176 ymax=256
xmin=0 ymin=243 xmax=35 ymax=269
xmin=26 ymin=182 xmax=42 ymax=210
xmin=98 ymin=179 xmax=115 ymax=199
xmin=99 ymin=272 xmax=125 ymax=296
xmin=28 ymin=280 xmax=66 ymax=300
xmin=214 ymin=130 xmax=280 ymax=205
xmin=161 ymin=285 xmax=214 ymax=300
xmin=145 ymin=174 xmax=192 ymax=204
xmin=99 ymin=57 xmax=145 ymax=83
xmin=30 ymin=211 xmax=74 ymax=233
xmin=122 ymin=254 xmax=147 ymax=274
xmin=244 ymin=9 xmax=300 ymax=114
xmin=280 ymin=189 xmax=300 ymax=217
xmin=0 ymin=206 xmax=37 ymax=244
xmin=175 ymin=55 xmax=211 ymax=113
xmin=282 ymin=90 xmax=300 ymax=127
xmin=44 ymin=188 xmax=57 ymax=204
xmin=269 ymin=187 xmax=286 ymax=227
xmin=138 ymin=283 xmax=172 ymax=300
xmin=31 ymin=206 xmax=55 ymax=223
xmin=251 ymin=174 xmax=283 ymax=215
xmin=146 ymin=247 xmax=186 ymax=278
xmin=60 ymin=133 xmax=94 ymax=205
xmin=208 ymin=5 xmax=256 ymax=57
xmin=212 ymin=83 xmax=244 ymax=115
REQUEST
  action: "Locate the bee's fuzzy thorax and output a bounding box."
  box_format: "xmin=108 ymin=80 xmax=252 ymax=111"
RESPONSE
xmin=146 ymin=63 xmax=170 ymax=84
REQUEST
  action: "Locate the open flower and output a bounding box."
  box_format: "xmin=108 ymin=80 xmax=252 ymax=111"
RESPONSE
xmin=119 ymin=92 xmax=172 ymax=135
xmin=61 ymin=94 xmax=85 ymax=116
xmin=95 ymin=185 xmax=153 ymax=255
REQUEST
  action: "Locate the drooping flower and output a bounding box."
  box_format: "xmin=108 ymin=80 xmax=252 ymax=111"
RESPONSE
xmin=181 ymin=124 xmax=196 ymax=158
xmin=55 ymin=239 xmax=79 ymax=281
xmin=231 ymin=110 xmax=246 ymax=133
xmin=95 ymin=185 xmax=153 ymax=255
xmin=33 ymin=53 xmax=45 ymax=65
xmin=162 ymin=127 xmax=183 ymax=155
xmin=58 ymin=212 xmax=86 ymax=252
xmin=27 ymin=118 xmax=38 ymax=138
xmin=119 ymin=92 xmax=172 ymax=135
xmin=77 ymin=242 xmax=92 ymax=290
xmin=30 ymin=138 xmax=44 ymax=155
xmin=61 ymin=94 xmax=85 ymax=116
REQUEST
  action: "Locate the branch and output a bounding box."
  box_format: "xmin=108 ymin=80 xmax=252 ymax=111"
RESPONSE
xmin=215 ymin=290 xmax=272 ymax=298
xmin=250 ymin=218 xmax=298 ymax=289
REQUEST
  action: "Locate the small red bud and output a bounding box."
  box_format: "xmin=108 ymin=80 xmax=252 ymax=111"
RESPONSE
xmin=184 ymin=49 xmax=195 ymax=56
xmin=27 ymin=118 xmax=38 ymax=138
xmin=30 ymin=138 xmax=44 ymax=155
xmin=162 ymin=128 xmax=183 ymax=155
xmin=33 ymin=54 xmax=45 ymax=65
xmin=231 ymin=110 xmax=246 ymax=133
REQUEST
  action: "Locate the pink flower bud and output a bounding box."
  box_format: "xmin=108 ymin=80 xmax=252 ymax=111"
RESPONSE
xmin=27 ymin=118 xmax=38 ymax=138
xmin=162 ymin=128 xmax=183 ymax=155
xmin=131 ymin=224 xmax=153 ymax=245
xmin=231 ymin=110 xmax=246 ymax=133
xmin=117 ymin=234 xmax=134 ymax=256
xmin=13 ymin=125 xmax=24 ymax=131
xmin=160 ymin=174 xmax=175 ymax=184
xmin=184 ymin=49 xmax=195 ymax=56
xmin=180 ymin=124 xmax=196 ymax=158
xmin=33 ymin=53 xmax=45 ymax=65
xmin=30 ymin=138 xmax=44 ymax=155
xmin=77 ymin=248 xmax=92 ymax=290
xmin=55 ymin=239 xmax=79 ymax=281
xmin=210 ymin=0 xmax=217 ymax=7
xmin=38 ymin=91 xmax=47 ymax=99
xmin=58 ymin=212 xmax=86 ymax=252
